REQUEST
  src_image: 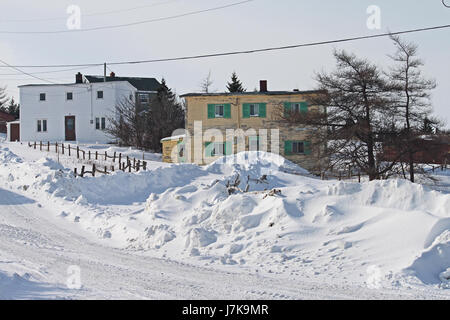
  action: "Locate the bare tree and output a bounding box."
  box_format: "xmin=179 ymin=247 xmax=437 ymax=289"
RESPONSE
xmin=200 ymin=71 xmax=214 ymax=93
xmin=106 ymin=98 xmax=147 ymax=148
xmin=278 ymin=50 xmax=399 ymax=180
xmin=388 ymin=35 xmax=438 ymax=182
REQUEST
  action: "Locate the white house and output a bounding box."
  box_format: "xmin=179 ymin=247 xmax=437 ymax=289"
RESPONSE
xmin=18 ymin=72 xmax=161 ymax=143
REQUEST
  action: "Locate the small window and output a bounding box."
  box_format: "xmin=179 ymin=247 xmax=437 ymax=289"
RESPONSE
xmin=66 ymin=92 xmax=73 ymax=101
xmin=215 ymin=105 xmax=224 ymax=118
xmin=101 ymin=117 xmax=106 ymax=130
xmin=95 ymin=117 xmax=100 ymax=130
xmin=292 ymin=141 xmax=305 ymax=154
xmin=139 ymin=93 xmax=149 ymax=104
xmin=249 ymin=104 xmax=259 ymax=117
xmin=97 ymin=91 xmax=104 ymax=99
xmin=249 ymin=137 xmax=260 ymax=151
xmin=292 ymin=103 xmax=301 ymax=113
xmin=39 ymin=93 xmax=46 ymax=101
xmin=129 ymin=94 xmax=133 ymax=101
xmin=37 ymin=119 xmax=47 ymax=132
xmin=212 ymin=142 xmax=225 ymax=156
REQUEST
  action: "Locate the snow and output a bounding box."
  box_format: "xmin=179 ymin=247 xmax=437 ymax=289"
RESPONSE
xmin=0 ymin=141 xmax=449 ymax=299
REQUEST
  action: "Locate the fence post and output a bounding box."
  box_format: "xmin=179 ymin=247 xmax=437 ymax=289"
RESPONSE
xmin=119 ymin=153 xmax=122 ymax=164
xmin=358 ymin=172 xmax=361 ymax=183
xmin=83 ymin=150 xmax=85 ymax=160
xmin=69 ymin=144 xmax=71 ymax=157
xmin=111 ymin=165 xmax=114 ymax=172
xmin=40 ymin=141 xmax=42 ymax=151
xmin=128 ymin=159 xmax=131 ymax=173
xmin=104 ymin=166 xmax=107 ymax=174
xmin=136 ymin=160 xmax=140 ymax=172
xmin=55 ymin=142 xmax=58 ymax=153
xmin=143 ymin=161 xmax=147 ymax=171
xmin=113 ymin=152 xmax=116 ymax=163
xmin=105 ymin=151 xmax=107 ymax=161
xmin=74 ymin=168 xmax=77 ymax=177
xmin=34 ymin=141 xmax=36 ymax=149
xmin=47 ymin=141 xmax=50 ymax=152
xmin=133 ymin=158 xmax=136 ymax=169
xmin=81 ymin=166 xmax=85 ymax=177
xmin=88 ymin=150 xmax=91 ymax=160
xmin=61 ymin=143 xmax=64 ymax=155
xmin=92 ymin=164 xmax=96 ymax=177
xmin=95 ymin=151 xmax=98 ymax=160
xmin=77 ymin=146 xmax=80 ymax=159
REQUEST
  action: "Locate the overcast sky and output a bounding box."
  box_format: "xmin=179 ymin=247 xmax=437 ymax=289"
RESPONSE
xmin=1 ymin=0 xmax=449 ymax=126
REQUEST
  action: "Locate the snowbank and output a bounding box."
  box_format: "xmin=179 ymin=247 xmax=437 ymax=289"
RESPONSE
xmin=1 ymin=145 xmax=449 ymax=290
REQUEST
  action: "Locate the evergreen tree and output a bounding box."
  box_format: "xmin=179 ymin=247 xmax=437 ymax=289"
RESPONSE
xmin=145 ymin=79 xmax=185 ymax=151
xmin=0 ymin=86 xmax=9 ymax=112
xmin=7 ymin=97 xmax=20 ymax=119
xmin=226 ymin=72 xmax=246 ymax=93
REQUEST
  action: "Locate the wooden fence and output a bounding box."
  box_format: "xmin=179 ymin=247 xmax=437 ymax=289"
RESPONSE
xmin=28 ymin=141 xmax=147 ymax=177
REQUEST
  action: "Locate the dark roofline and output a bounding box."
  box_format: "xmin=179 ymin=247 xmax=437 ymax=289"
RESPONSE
xmin=180 ymin=90 xmax=326 ymax=98
xmin=84 ymin=75 xmax=161 ymax=92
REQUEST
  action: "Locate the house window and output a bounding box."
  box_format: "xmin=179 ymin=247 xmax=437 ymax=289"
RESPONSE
xmin=215 ymin=105 xmax=224 ymax=118
xmin=39 ymin=93 xmax=46 ymax=101
xmin=292 ymin=103 xmax=301 ymax=113
xmin=212 ymin=142 xmax=225 ymax=156
xmin=249 ymin=104 xmax=259 ymax=117
xmin=97 ymin=91 xmax=104 ymax=99
xmin=96 ymin=117 xmax=106 ymax=130
xmin=37 ymin=119 xmax=47 ymax=132
xmin=66 ymin=92 xmax=73 ymax=101
xmin=292 ymin=141 xmax=305 ymax=154
xmin=249 ymin=136 xmax=260 ymax=151
xmin=139 ymin=93 xmax=149 ymax=104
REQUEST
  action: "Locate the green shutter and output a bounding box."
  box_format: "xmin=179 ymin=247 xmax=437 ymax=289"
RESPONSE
xmin=300 ymin=102 xmax=308 ymax=113
xmin=284 ymin=102 xmax=291 ymax=117
xmin=205 ymin=142 xmax=213 ymax=157
xmin=304 ymin=141 xmax=312 ymax=155
xmin=224 ymin=104 xmax=231 ymax=119
xmin=177 ymin=141 xmax=186 ymax=162
xmin=259 ymin=103 xmax=267 ymax=118
xmin=225 ymin=141 xmax=233 ymax=156
xmin=208 ymin=104 xmax=215 ymax=119
xmin=284 ymin=140 xmax=293 ymax=156
xmin=242 ymin=103 xmax=250 ymax=118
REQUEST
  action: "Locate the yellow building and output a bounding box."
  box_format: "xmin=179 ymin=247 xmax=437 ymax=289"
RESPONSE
xmin=162 ymin=81 xmax=326 ymax=172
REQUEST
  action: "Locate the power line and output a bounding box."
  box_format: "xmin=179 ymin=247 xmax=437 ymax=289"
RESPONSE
xmin=1 ymin=23 xmax=448 ymax=70
xmin=0 ymin=0 xmax=255 ymax=34
xmin=0 ymin=0 xmax=182 ymax=23
xmin=0 ymin=65 xmax=98 ymax=76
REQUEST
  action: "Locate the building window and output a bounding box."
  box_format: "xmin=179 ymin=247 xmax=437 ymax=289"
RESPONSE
xmin=37 ymin=119 xmax=47 ymax=132
xmin=96 ymin=117 xmax=106 ymax=130
xmin=292 ymin=103 xmax=301 ymax=113
xmin=39 ymin=93 xmax=46 ymax=101
xmin=249 ymin=136 xmax=260 ymax=151
xmin=292 ymin=141 xmax=305 ymax=154
xmin=212 ymin=142 xmax=225 ymax=156
xmin=66 ymin=92 xmax=73 ymax=100
xmin=139 ymin=93 xmax=149 ymax=104
xmin=249 ymin=104 xmax=259 ymax=117
xmin=215 ymin=105 xmax=224 ymax=118
xmin=97 ymin=91 xmax=104 ymax=99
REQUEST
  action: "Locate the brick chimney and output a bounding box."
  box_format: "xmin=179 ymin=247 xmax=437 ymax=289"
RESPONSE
xmin=110 ymin=72 xmax=116 ymax=78
xmin=259 ymin=80 xmax=267 ymax=92
xmin=75 ymin=72 xmax=83 ymax=84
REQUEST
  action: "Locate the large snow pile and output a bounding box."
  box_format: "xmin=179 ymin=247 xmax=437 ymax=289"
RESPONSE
xmin=0 ymin=145 xmax=449 ymax=290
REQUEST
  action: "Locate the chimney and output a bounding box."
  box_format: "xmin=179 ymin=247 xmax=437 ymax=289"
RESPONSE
xmin=75 ymin=72 xmax=83 ymax=84
xmin=110 ymin=72 xmax=116 ymax=78
xmin=259 ymin=80 xmax=267 ymax=92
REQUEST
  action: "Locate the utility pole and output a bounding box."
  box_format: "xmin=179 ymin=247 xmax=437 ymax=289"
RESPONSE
xmin=104 ymin=62 xmax=107 ymax=82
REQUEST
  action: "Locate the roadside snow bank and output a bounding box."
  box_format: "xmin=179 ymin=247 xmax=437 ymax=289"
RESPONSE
xmin=1 ymin=146 xmax=449 ymax=289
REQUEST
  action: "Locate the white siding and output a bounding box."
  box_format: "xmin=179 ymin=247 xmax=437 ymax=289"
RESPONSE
xmin=19 ymin=81 xmax=136 ymax=143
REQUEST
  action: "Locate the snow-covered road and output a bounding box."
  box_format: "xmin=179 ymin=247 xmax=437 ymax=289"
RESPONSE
xmin=2 ymin=186 xmax=446 ymax=300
